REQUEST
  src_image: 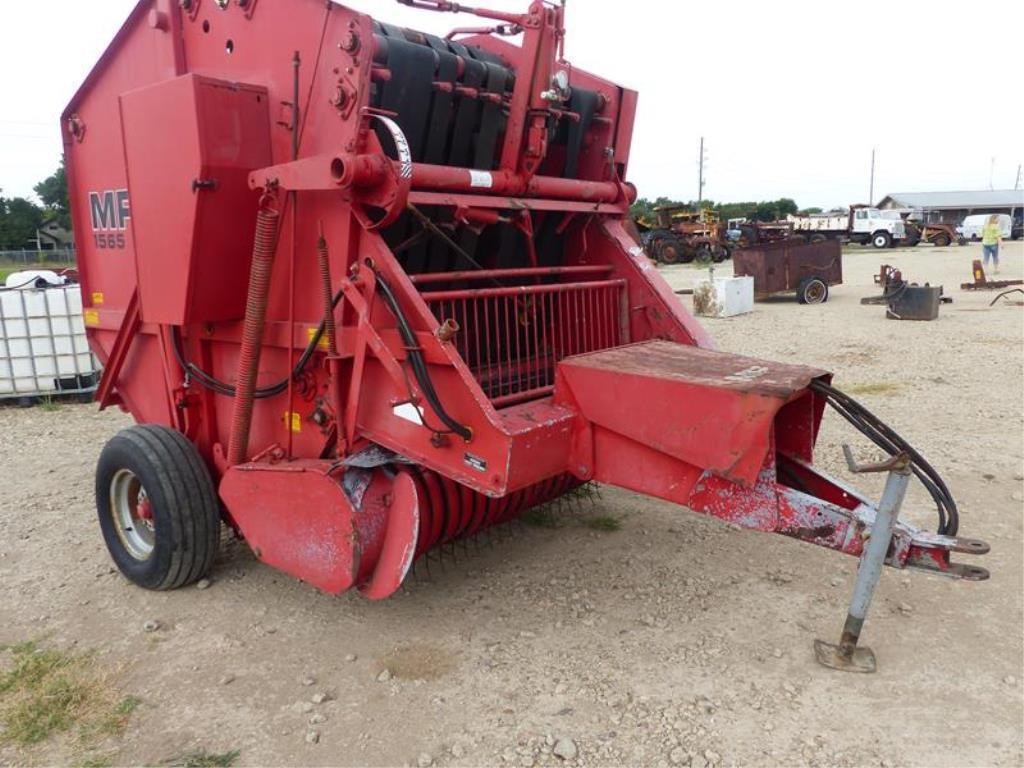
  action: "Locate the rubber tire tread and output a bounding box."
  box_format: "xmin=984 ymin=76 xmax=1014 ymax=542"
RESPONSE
xmin=96 ymin=425 xmax=219 ymax=590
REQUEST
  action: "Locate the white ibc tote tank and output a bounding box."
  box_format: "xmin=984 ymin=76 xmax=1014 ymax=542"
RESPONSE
xmin=0 ymin=271 xmax=101 ymax=398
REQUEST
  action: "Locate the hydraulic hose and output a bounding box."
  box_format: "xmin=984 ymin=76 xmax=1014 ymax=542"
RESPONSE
xmin=371 ymin=268 xmax=473 ymax=442
xmin=170 ymin=285 xmax=343 ymax=401
xmin=809 ymin=378 xmax=958 ymax=536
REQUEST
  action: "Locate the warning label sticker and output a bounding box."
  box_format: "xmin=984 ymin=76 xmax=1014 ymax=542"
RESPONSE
xmin=464 ymin=453 xmax=487 ymax=473
xmin=468 ymin=170 xmax=493 ymax=189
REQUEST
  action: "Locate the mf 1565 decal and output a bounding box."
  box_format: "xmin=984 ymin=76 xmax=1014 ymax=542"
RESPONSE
xmin=90 ymin=189 xmax=131 ymax=249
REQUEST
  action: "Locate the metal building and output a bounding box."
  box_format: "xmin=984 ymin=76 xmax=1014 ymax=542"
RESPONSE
xmin=876 ymin=189 xmax=1024 ymax=226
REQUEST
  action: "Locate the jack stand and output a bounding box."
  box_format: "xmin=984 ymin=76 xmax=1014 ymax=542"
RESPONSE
xmin=814 ymin=447 xmax=912 ymax=673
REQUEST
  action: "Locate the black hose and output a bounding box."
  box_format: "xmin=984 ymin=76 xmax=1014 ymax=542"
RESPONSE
xmin=172 ymin=270 xmax=472 ymax=443
xmin=170 ymin=287 xmax=345 ymax=399
xmin=371 ymin=268 xmax=473 ymax=442
xmin=809 ymin=378 xmax=958 ymax=536
xmin=0 ymin=275 xmax=61 ymax=291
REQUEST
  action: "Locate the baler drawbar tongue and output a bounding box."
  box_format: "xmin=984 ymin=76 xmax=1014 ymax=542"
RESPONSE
xmin=554 ymin=340 xmax=988 ymax=669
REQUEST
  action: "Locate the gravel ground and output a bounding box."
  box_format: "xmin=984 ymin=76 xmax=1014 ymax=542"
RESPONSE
xmin=1 ymin=241 xmax=1021 ymax=767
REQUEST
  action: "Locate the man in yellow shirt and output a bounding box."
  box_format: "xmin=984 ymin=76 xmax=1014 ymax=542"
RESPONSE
xmin=981 ymin=214 xmax=1003 ymax=274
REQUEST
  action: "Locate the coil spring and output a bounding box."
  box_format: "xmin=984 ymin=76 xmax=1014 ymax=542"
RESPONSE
xmin=316 ymin=234 xmax=337 ymax=354
xmin=227 ymin=205 xmax=280 ymax=466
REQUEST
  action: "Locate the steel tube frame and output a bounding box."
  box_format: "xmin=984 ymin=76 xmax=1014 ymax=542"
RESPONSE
xmin=419 ymin=278 xmax=625 ymax=302
xmin=408 ymin=163 xmax=624 ymax=202
xmin=409 ymin=265 xmax=612 ymax=284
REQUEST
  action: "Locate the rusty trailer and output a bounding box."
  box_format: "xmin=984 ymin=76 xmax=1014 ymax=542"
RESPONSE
xmin=732 ymin=239 xmax=843 ymax=304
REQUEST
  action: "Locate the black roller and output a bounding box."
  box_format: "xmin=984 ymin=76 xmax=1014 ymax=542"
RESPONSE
xmin=563 ymin=89 xmax=601 ymax=179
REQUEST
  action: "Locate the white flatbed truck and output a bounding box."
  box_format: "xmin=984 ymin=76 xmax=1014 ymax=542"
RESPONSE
xmin=786 ymin=206 xmax=905 ymax=248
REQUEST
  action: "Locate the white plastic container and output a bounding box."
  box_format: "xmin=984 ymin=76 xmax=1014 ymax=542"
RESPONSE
xmin=0 ymin=283 xmax=100 ymax=398
xmin=693 ymin=275 xmax=755 ymax=318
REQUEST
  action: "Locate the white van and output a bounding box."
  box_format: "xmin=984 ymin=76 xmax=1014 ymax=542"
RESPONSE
xmin=958 ymin=213 xmax=1011 ymax=241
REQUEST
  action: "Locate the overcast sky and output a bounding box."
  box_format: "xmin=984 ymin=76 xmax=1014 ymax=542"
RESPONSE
xmin=1 ymin=0 xmax=1021 ymax=210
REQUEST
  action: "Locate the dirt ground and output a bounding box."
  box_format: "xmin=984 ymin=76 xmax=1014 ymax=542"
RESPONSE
xmin=1 ymin=241 xmax=1022 ymax=768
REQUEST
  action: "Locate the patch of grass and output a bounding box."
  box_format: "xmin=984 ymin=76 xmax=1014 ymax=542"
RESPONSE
xmin=165 ymin=749 xmax=241 ymax=767
xmin=88 ymin=694 xmax=141 ymax=738
xmin=521 ymin=506 xmax=561 ymax=528
xmin=0 ymin=640 xmax=134 ymax=748
xmin=844 ymin=381 xmax=902 ymax=396
xmin=38 ymin=396 xmax=62 ymax=412
xmin=114 ymin=695 xmax=140 ymax=716
xmin=583 ymin=514 xmax=622 ymax=532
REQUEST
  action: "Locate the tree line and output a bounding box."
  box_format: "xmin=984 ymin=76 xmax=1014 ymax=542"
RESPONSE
xmin=630 ymin=196 xmax=823 ymax=225
xmin=0 ymin=161 xmax=71 ymax=250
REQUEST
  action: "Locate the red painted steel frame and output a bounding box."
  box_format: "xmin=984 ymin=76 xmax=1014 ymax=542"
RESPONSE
xmin=64 ymin=0 xmax=981 ymax=599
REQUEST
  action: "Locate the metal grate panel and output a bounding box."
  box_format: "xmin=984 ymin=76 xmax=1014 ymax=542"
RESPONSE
xmin=420 ymin=273 xmax=629 ymax=407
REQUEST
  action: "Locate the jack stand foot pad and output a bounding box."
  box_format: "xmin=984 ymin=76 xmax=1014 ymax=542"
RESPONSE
xmin=814 ymin=639 xmax=877 ymax=673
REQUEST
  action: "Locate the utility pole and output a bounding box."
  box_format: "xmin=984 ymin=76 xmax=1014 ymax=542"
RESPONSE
xmin=697 ymin=137 xmax=706 ymax=206
xmin=989 ymin=157 xmax=995 ymax=190
xmin=1015 ymin=164 xmax=1022 ymax=191
xmin=869 ymin=148 xmax=876 ymax=205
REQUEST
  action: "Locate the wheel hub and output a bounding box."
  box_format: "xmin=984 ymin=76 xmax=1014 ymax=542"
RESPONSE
xmin=109 ymin=468 xmax=156 ymax=561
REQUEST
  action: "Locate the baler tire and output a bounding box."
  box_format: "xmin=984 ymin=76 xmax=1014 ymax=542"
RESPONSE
xmin=932 ymin=233 xmax=951 ymax=247
xmin=96 ymin=425 xmax=221 ymax=591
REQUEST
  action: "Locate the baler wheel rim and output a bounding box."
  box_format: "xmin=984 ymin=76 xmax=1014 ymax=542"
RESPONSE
xmin=109 ymin=468 xmax=156 ymax=561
